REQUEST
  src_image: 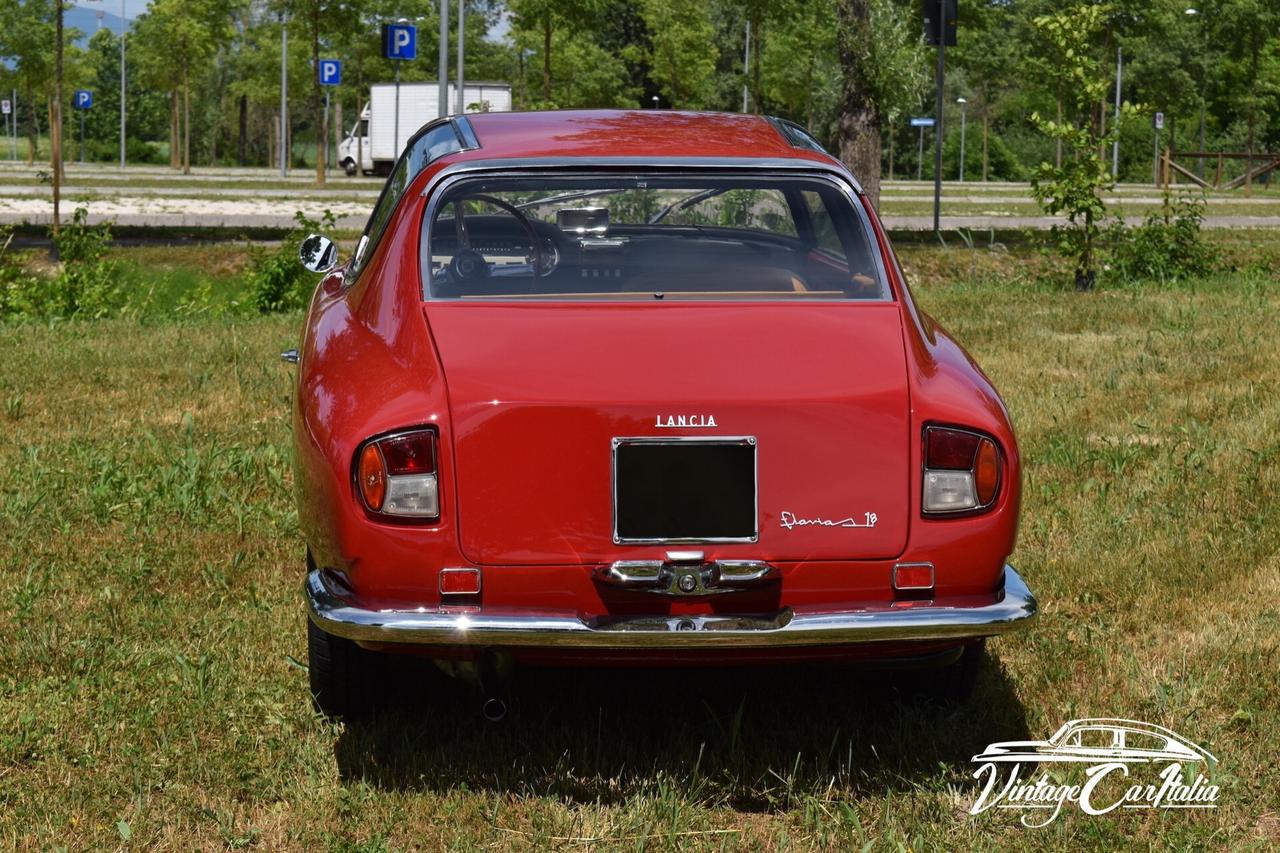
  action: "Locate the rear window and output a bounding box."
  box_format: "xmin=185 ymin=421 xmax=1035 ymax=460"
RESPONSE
xmin=421 ymin=174 xmax=888 ymax=300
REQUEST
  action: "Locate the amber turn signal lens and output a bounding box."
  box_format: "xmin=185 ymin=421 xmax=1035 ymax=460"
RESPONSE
xmin=975 ymin=438 xmax=1000 ymax=505
xmin=358 ymin=442 xmax=386 ymax=511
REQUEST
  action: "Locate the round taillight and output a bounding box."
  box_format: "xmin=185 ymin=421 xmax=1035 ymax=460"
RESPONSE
xmin=358 ymin=442 xmax=386 ymax=511
xmin=975 ymin=438 xmax=1000 ymax=505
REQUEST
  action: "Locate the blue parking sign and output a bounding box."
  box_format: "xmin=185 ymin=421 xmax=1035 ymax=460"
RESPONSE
xmin=319 ymin=59 xmax=342 ymax=86
xmin=382 ymin=23 xmax=416 ymax=60
xmin=74 ymin=90 xmax=93 ymax=110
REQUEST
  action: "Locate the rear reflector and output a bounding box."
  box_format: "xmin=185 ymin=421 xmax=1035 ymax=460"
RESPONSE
xmin=893 ymin=562 xmax=935 ymax=591
xmin=439 ymin=567 xmax=481 ymax=596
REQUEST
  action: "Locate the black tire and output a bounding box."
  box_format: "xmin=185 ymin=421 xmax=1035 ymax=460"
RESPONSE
xmin=927 ymin=639 xmax=985 ymax=703
xmin=307 ymin=616 xmax=379 ymax=717
xmin=341 ymin=158 xmax=357 ymax=177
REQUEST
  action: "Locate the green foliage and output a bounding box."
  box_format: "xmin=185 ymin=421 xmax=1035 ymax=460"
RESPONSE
xmin=1107 ymin=192 xmax=1219 ymax=283
xmin=0 ymin=209 xmax=135 ymax=320
xmin=1027 ymin=4 xmax=1135 ymax=291
xmin=248 ymin=210 xmax=336 ymax=314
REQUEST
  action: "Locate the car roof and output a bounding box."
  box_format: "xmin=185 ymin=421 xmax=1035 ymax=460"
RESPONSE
xmin=459 ymin=109 xmax=844 ymax=169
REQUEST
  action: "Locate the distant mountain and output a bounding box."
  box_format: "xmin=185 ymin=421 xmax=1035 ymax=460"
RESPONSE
xmin=67 ymin=6 xmax=129 ymax=43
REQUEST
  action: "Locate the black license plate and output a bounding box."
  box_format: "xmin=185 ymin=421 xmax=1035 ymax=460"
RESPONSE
xmin=613 ymin=438 xmax=757 ymax=543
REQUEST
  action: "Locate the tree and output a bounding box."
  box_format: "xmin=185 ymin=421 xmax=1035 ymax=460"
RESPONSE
xmin=635 ymin=0 xmax=715 ymax=108
xmin=1028 ymin=3 xmax=1135 ymax=291
xmin=952 ymin=1 xmax=1021 ymax=182
xmin=834 ymin=0 xmax=926 ymax=207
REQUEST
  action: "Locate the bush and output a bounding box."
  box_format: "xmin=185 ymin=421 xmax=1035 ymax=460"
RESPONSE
xmin=1106 ymin=192 xmax=1219 ymax=284
xmin=247 ymin=210 xmax=336 ymax=313
xmin=0 ymin=208 xmax=137 ymax=321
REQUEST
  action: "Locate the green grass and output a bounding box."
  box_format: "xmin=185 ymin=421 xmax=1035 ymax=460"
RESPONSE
xmin=0 ymin=247 xmax=1278 ymax=848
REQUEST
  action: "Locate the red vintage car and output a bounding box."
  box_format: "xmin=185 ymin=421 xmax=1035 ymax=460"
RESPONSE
xmin=291 ymin=110 xmax=1037 ymax=718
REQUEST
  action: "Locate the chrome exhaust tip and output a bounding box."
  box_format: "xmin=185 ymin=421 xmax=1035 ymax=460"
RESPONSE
xmin=482 ymin=697 xmax=507 ymax=722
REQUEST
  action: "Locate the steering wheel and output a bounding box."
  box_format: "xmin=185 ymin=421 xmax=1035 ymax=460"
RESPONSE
xmin=447 ymin=193 xmax=545 ymax=287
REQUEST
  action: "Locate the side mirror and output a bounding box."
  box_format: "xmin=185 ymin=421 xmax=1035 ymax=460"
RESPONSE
xmin=299 ymin=234 xmax=338 ymax=273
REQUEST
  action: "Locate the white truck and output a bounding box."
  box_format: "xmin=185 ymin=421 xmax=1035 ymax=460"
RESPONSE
xmin=337 ymin=81 xmax=513 ymax=176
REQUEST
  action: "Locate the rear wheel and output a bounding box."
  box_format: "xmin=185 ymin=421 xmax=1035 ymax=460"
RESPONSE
xmin=925 ymin=639 xmax=985 ymax=703
xmin=307 ymin=617 xmax=379 ymax=717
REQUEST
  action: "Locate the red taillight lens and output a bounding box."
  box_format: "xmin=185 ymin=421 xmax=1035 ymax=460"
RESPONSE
xmin=975 ymin=438 xmax=1000 ymax=505
xmin=379 ymin=432 xmax=436 ymax=476
xmin=357 ymin=442 xmax=386 ymax=511
xmin=926 ymin=427 xmax=981 ymax=470
xmin=923 ymin=426 xmax=1002 ymax=515
xmin=355 ymin=428 xmax=440 ymax=520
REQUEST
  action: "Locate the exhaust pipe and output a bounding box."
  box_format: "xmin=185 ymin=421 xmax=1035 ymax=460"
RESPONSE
xmin=482 ymin=697 xmax=507 ymax=722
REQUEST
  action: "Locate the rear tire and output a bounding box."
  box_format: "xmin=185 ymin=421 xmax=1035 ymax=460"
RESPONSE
xmin=927 ymin=639 xmax=984 ymax=703
xmin=307 ymin=617 xmax=379 ymax=717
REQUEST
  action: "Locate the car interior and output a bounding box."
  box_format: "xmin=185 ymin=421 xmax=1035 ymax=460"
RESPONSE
xmin=422 ymin=177 xmax=889 ymax=300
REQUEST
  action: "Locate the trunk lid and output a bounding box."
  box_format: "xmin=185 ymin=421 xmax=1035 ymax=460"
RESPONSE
xmin=425 ymin=302 xmax=911 ymax=565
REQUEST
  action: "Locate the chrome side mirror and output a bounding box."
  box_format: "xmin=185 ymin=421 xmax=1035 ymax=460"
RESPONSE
xmin=299 ymin=234 xmax=338 ymax=273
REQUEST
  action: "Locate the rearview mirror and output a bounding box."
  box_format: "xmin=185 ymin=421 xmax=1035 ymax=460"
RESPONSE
xmin=299 ymin=234 xmax=338 ymax=273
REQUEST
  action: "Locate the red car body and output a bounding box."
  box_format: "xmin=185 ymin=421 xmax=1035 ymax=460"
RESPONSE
xmin=294 ymin=110 xmax=1036 ymax=712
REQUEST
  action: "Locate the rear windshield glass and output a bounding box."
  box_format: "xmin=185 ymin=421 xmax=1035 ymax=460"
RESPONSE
xmin=421 ymin=175 xmax=888 ymax=300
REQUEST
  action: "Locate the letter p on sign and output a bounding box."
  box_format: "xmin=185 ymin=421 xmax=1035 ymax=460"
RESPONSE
xmin=382 ymin=23 xmax=416 ymax=60
xmin=319 ymin=60 xmax=342 ymax=86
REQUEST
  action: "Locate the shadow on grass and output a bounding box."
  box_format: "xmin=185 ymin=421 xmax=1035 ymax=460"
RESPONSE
xmin=332 ymin=649 xmax=1030 ymax=810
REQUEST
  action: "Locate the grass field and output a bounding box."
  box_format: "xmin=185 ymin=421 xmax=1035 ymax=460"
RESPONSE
xmin=1 ymin=247 xmax=1278 ymax=849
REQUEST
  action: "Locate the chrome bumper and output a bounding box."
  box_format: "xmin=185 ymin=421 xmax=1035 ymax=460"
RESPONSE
xmin=305 ymin=565 xmax=1037 ymax=650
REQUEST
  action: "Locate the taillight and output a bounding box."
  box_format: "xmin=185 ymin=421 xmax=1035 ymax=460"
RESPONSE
xmin=355 ymin=428 xmax=440 ymax=520
xmin=923 ymin=426 xmax=1001 ymax=515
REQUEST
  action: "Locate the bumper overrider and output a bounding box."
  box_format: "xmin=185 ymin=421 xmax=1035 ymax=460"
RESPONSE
xmin=305 ymin=565 xmax=1037 ymax=650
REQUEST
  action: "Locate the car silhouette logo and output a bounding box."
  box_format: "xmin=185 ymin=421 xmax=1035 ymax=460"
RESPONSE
xmin=972 ymin=717 xmax=1217 ymax=765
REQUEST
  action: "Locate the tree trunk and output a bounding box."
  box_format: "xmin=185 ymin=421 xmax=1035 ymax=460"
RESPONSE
xmin=355 ymin=94 xmax=364 ymax=175
xmin=981 ymin=111 xmax=989 ymax=182
xmin=182 ymin=64 xmax=191 ymax=175
xmin=26 ymin=88 xmax=39 ymax=165
xmin=1055 ymin=97 xmax=1062 ymax=168
xmin=334 ymin=100 xmax=342 ymax=174
xmin=52 ymin=2 xmax=64 ymax=234
xmin=169 ymin=91 xmax=180 ymax=169
xmin=238 ymin=95 xmax=247 ymax=166
xmin=542 ymin=15 xmax=552 ymax=105
xmin=834 ymin=0 xmax=881 ymax=208
xmin=313 ymin=4 xmax=325 ymax=185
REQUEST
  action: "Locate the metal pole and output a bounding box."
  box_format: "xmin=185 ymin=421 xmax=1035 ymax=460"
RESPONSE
xmin=120 ymin=0 xmax=126 ymax=168
xmin=1112 ymin=47 xmax=1122 ymax=179
xmin=742 ymin=21 xmax=750 ymax=113
xmin=10 ymin=90 xmax=16 ymax=162
xmin=80 ymin=110 xmax=85 ymax=164
xmin=280 ymin=14 xmax=288 ymax=177
xmin=932 ymin=0 xmax=944 ymax=234
xmin=438 ymin=0 xmax=449 ymax=118
xmin=1153 ymin=126 xmax=1160 ymax=187
xmin=958 ymin=103 xmax=966 ymax=182
xmin=456 ymin=0 xmax=465 ymax=114
xmin=325 ymin=90 xmax=331 ymax=174
xmin=917 ymin=125 xmax=924 ymax=181
xmin=394 ymin=63 xmax=400 ymax=155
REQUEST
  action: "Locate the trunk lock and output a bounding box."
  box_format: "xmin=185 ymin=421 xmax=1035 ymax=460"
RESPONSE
xmin=595 ymin=556 xmax=778 ymax=596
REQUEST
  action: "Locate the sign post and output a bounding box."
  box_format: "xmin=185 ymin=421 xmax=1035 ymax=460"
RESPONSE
xmin=319 ymin=60 xmax=341 ymax=175
xmin=910 ymin=117 xmax=935 ymax=181
xmin=1 ymin=99 xmax=10 ymax=162
xmin=1157 ymin=111 xmax=1167 ymax=185
xmin=924 ymin=0 xmax=957 ymax=234
xmin=74 ymin=89 xmax=93 ymax=165
xmin=382 ymin=22 xmax=417 ymax=158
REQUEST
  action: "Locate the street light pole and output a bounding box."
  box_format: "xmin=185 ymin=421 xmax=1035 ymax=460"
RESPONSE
xmin=456 ymin=0 xmax=465 ymax=114
xmin=119 ymin=0 xmax=125 ymax=168
xmin=957 ymin=97 xmax=967 ymax=182
xmin=1112 ymin=46 xmax=1122 ymax=179
xmin=280 ymin=12 xmax=288 ymax=177
xmin=438 ymin=0 xmax=449 ymax=117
